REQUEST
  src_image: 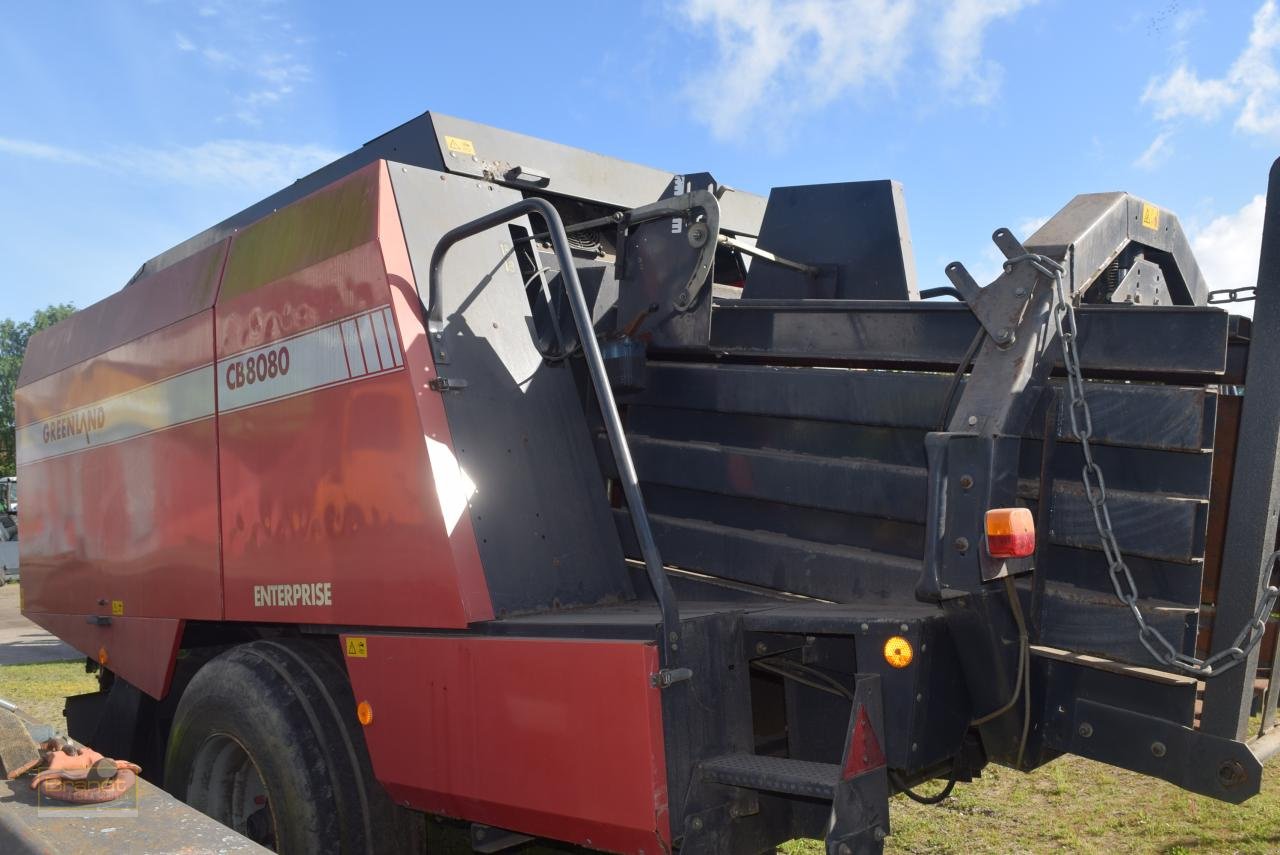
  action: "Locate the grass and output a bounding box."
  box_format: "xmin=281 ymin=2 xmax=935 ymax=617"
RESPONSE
xmin=0 ymin=658 xmax=96 ymax=733
xmin=780 ymin=753 xmax=1280 ymax=854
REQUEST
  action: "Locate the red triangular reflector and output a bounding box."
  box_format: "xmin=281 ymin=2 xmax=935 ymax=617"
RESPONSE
xmin=842 ymin=704 xmax=886 ymax=780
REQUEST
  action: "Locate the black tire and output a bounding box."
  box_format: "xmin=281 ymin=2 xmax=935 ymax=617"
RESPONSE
xmin=165 ymin=638 xmax=405 ymax=854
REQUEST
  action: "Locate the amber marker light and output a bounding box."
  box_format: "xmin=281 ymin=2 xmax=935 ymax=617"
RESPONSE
xmin=883 ymin=636 xmax=913 ymax=669
xmin=356 ymin=701 xmax=374 ymax=726
xmin=985 ymin=507 xmax=1036 ymax=559
xmin=97 ymin=647 xmax=109 ymax=666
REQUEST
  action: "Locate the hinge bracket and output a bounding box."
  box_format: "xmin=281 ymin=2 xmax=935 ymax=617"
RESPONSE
xmin=428 ymin=377 xmax=468 ymax=393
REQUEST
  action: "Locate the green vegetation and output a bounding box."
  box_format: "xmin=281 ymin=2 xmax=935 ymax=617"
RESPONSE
xmin=781 ymin=755 xmax=1280 ymax=854
xmin=0 ymin=303 xmax=76 ymax=474
xmin=0 ymin=658 xmax=96 ymax=734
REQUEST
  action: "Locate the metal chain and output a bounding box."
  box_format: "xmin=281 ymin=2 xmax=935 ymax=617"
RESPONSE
xmin=1208 ymin=286 xmax=1257 ymax=304
xmin=1003 ymin=252 xmax=1279 ymax=677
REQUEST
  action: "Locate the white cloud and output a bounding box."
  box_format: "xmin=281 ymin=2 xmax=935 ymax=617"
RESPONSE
xmin=1234 ymin=0 xmax=1280 ymax=134
xmin=933 ymin=0 xmax=1038 ymax=104
xmin=171 ymin=1 xmax=313 ymax=125
xmin=1141 ymin=2 xmax=1280 ymax=137
xmin=0 ymin=138 xmax=98 ymax=166
xmin=1140 ymin=65 xmax=1238 ymax=122
xmin=0 ymin=136 xmax=338 ymax=190
xmin=1017 ymin=215 xmax=1049 ymax=238
xmin=1191 ymin=195 xmax=1266 ymax=309
xmin=130 ymin=140 xmax=338 ymax=188
xmin=1133 ymin=129 xmax=1174 ymax=170
xmin=677 ymin=0 xmax=1034 ymax=139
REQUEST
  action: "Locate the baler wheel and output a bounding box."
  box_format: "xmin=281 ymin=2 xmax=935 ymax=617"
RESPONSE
xmin=163 ymin=639 xmax=403 ymax=854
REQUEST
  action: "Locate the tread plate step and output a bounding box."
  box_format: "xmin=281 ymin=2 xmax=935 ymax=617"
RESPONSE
xmin=700 ymin=753 xmax=840 ymax=799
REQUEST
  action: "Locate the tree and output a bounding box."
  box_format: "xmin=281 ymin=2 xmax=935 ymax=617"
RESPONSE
xmin=1 ymin=304 xmax=76 ymax=474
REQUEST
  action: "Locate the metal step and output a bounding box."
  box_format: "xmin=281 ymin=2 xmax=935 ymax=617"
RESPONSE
xmin=700 ymin=753 xmax=840 ymax=800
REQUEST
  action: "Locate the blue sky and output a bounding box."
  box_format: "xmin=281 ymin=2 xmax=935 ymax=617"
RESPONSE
xmin=2 ymin=0 xmax=1277 ymax=322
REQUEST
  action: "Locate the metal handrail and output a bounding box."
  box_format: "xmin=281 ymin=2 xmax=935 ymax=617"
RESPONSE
xmin=427 ymin=197 xmax=683 ymax=671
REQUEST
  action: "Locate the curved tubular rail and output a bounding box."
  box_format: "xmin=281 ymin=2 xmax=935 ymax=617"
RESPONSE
xmin=427 ymin=197 xmax=683 ymax=670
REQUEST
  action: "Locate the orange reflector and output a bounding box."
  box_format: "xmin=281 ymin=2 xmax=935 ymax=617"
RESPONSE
xmin=985 ymin=507 xmax=1036 ymax=559
xmin=97 ymin=647 xmax=108 ymax=666
xmin=883 ymin=636 xmax=913 ymax=668
xmin=356 ymin=701 xmax=374 ymax=726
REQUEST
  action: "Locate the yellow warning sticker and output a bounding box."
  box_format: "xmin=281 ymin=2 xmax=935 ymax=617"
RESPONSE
xmin=345 ymin=637 xmax=368 ymax=658
xmin=1141 ymin=203 xmax=1160 ymax=231
xmin=444 ymin=135 xmax=476 ymax=156
xmin=111 ymin=600 xmax=124 ymax=616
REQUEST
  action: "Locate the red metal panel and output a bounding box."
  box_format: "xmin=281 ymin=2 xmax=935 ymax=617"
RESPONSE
xmin=15 ymin=311 xmax=222 ymax=625
xmin=24 ymin=611 xmax=183 ymax=699
xmin=342 ymin=634 xmax=670 ymax=853
xmin=18 ymin=240 xmax=226 ymax=387
xmin=217 ymin=163 xmax=492 ymax=627
xmin=16 ymin=311 xmax=214 ymax=428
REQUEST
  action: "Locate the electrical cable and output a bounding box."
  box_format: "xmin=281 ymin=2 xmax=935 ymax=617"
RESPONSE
xmin=750 ymin=658 xmax=855 ymax=701
xmin=969 ymin=576 xmax=1030 ymax=729
xmin=889 ymin=768 xmax=958 ymax=805
xmin=937 ymin=327 xmax=987 ymax=431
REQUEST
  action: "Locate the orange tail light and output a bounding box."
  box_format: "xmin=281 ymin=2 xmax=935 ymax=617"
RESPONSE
xmin=985 ymin=507 xmax=1035 ymax=558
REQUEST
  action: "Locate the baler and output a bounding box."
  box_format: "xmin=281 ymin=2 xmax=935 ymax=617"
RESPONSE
xmin=14 ymin=111 xmax=1280 ymax=854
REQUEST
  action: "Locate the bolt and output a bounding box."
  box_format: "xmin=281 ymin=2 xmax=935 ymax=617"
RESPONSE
xmin=911 ymin=742 xmax=918 ymax=752
xmin=916 ymin=693 xmax=923 ymax=702
xmin=959 ymin=474 xmax=974 ymax=490
xmin=669 ymin=632 xmax=679 ymax=642
xmin=874 ymin=827 xmax=887 ymax=841
xmin=997 ymin=328 xmax=1012 ymax=342
xmin=954 ymin=537 xmax=970 ymax=553
xmin=690 ymin=817 xmax=704 ymax=832
xmin=755 ymin=641 xmax=768 ymax=655
xmin=1014 ymin=287 xmax=1027 ymax=297
xmin=900 ymin=623 xmax=910 ymax=632
xmin=476 ymin=829 xmax=486 ymax=840
xmin=860 ymin=623 xmax=870 ymax=632
xmin=1079 ymin=723 xmax=1093 ymax=738
xmin=1218 ymin=759 xmax=1247 ymax=789
xmin=1151 ymin=741 xmax=1167 ymax=758
xmin=967 ymin=415 xmax=979 ymax=426
xmin=839 ymin=843 xmax=853 ymax=855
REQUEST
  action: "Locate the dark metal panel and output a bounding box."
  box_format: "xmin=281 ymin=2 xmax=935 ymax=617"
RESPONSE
xmin=630 ymin=362 xmax=1216 ymax=452
xmin=1048 ymin=484 xmax=1207 ymax=564
xmin=640 ymin=483 xmax=926 ymax=561
xmin=708 ymin=301 xmax=1229 ymax=379
xmin=628 ymin=436 xmax=927 ymax=524
xmin=428 ymin=113 xmax=766 ymax=236
xmin=1038 ymin=584 xmax=1198 ymax=663
xmin=741 ymin=181 xmax=918 ymax=300
xmin=1201 ymin=158 xmax=1280 ymax=738
xmin=1037 ymin=545 xmax=1204 ymax=608
xmin=626 ymin=405 xmax=929 ymax=469
xmin=612 ymin=510 xmax=920 ymax=601
xmin=389 ymin=166 xmax=633 ymax=614
xmin=1021 ymin=442 xmax=1214 ymax=498
xmin=1030 ymin=383 xmax=1216 ymax=453
xmin=628 ymin=362 xmax=947 ymax=430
